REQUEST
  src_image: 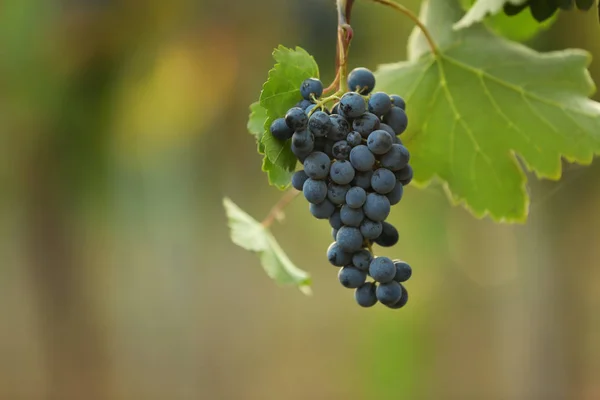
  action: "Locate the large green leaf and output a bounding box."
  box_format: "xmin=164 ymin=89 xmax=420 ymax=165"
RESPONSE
xmin=223 ymin=197 xmax=311 ymax=294
xmin=457 ymin=0 xmax=556 ymax=42
xmin=259 ymin=46 xmax=319 ymax=176
xmin=454 ymin=0 xmax=527 ymax=29
xmin=376 ymin=0 xmax=600 ymax=222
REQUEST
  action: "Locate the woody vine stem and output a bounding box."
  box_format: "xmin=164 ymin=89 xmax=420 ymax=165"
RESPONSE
xmin=261 ymin=0 xmax=438 ymax=227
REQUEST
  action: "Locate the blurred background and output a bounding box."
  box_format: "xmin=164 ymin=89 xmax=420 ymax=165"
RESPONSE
xmin=1 ymin=0 xmax=600 ymax=399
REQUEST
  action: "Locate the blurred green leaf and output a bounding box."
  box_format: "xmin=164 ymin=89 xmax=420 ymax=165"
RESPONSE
xmin=454 ymin=0 xmax=527 ymax=29
xmin=223 ymin=197 xmax=311 ymax=294
xmin=258 ymin=46 xmax=319 ymax=184
xmin=376 ymin=0 xmax=600 ymax=222
xmin=457 ymin=0 xmax=556 ymax=41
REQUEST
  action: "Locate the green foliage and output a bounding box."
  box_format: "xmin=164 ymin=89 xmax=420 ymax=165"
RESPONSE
xmin=223 ymin=198 xmax=312 ymax=294
xmin=457 ymin=0 xmax=556 ymax=41
xmin=375 ymin=0 xmax=600 ymax=222
xmin=248 ymin=102 xmax=293 ymax=188
xmin=247 ymin=46 xmax=320 ymax=189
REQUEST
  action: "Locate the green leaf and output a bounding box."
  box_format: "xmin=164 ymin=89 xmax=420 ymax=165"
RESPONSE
xmin=259 ymin=46 xmax=319 ymax=175
xmin=376 ymin=0 xmax=600 ymax=222
xmin=457 ymin=0 xmax=556 ymax=41
xmin=223 ymin=197 xmax=312 ymax=294
xmin=454 ymin=0 xmax=527 ymax=29
xmin=248 ymin=101 xmax=267 ymax=148
xmin=248 ymin=101 xmax=295 ymax=188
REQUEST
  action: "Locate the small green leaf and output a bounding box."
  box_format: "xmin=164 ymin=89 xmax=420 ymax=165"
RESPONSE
xmin=457 ymin=0 xmax=556 ymax=41
xmin=223 ymin=197 xmax=312 ymax=294
xmin=377 ymin=0 xmax=600 ymax=222
xmin=259 ymin=46 xmax=319 ymax=175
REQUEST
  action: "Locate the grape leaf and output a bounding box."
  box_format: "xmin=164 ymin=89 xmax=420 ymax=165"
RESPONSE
xmin=376 ymin=0 xmax=600 ymax=222
xmin=454 ymin=0 xmax=528 ymax=29
xmin=223 ymin=197 xmax=312 ymax=294
xmin=259 ymin=46 xmax=319 ymax=177
xmin=458 ymin=0 xmax=556 ymax=41
xmin=248 ymin=101 xmax=293 ymax=188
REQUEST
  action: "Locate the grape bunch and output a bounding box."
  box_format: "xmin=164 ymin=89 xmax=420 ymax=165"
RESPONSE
xmin=270 ymin=67 xmax=413 ymax=309
xmin=503 ymin=0 xmax=596 ymax=22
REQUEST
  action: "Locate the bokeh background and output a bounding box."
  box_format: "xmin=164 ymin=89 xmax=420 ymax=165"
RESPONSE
xmin=1 ymin=0 xmax=600 ymax=399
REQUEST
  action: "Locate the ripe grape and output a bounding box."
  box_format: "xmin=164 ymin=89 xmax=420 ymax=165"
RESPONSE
xmin=355 ymin=282 xmax=378 ymax=307
xmin=329 ymin=160 xmax=356 ymax=185
xmin=338 ymin=266 xmax=367 ymax=288
xmin=371 ymin=168 xmax=396 ymax=194
xmin=303 ymin=178 xmax=328 ymax=204
xmin=349 ymin=145 xmax=375 ymax=172
xmin=346 ymin=131 xmax=363 ymax=147
xmin=304 ymin=151 xmax=331 ymax=179
xmin=308 ymin=111 xmax=333 ymax=137
xmin=363 ymin=193 xmax=391 ymax=222
xmin=376 ymin=281 xmax=403 ymax=305
xmin=393 ymin=260 xmax=412 ymax=282
xmin=374 ymin=221 xmax=399 ymax=247
xmin=369 ymin=256 xmax=396 ymax=283
xmin=285 ymin=107 xmax=308 ymax=130
xmin=301 ymin=78 xmax=324 ymax=100
xmin=348 ymin=67 xmax=376 ymax=95
xmin=340 ymin=204 xmax=365 ymax=227
xmin=270 ymin=117 xmax=294 ymax=141
xmin=310 ymin=199 xmax=336 ymax=219
xmin=346 ymin=186 xmax=367 ymax=208
xmin=291 ymin=170 xmax=308 ymax=191
xmin=339 ymin=92 xmax=367 ymax=119
xmin=390 ymin=95 xmax=406 ymax=110
xmin=327 ymin=242 xmax=352 ymax=267
xmin=336 ymin=226 xmax=364 ymax=252
xmin=368 ymin=92 xmax=392 ymax=116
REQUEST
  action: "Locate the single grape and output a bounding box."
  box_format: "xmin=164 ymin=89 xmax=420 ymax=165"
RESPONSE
xmin=390 ymin=95 xmax=406 ymax=110
xmin=387 ymin=286 xmax=408 ymax=309
xmin=368 ymin=92 xmax=392 ymax=116
xmin=291 ymin=129 xmax=314 ymax=150
xmin=383 ymin=106 xmax=408 ymax=135
xmin=332 ymin=140 xmax=351 ymax=160
xmin=309 ymin=199 xmax=336 ymax=219
xmin=303 ymin=151 xmax=330 ymax=180
xmin=285 ymin=107 xmax=308 ymax=130
xmin=367 ymin=130 xmax=394 ymax=155
xmin=300 ymin=78 xmax=324 ymax=100
xmin=291 ymin=142 xmax=312 ymax=162
xmin=329 ymin=160 xmax=356 ymax=185
xmin=339 ymin=92 xmax=366 ymax=119
xmin=346 ymin=131 xmax=362 ymax=147
xmin=352 ymin=249 xmax=373 ymax=272
xmin=371 ymin=168 xmax=396 ymax=194
xmin=376 ymin=281 xmax=403 ymax=305
xmin=308 ymin=111 xmax=332 ymax=137
xmin=349 ymin=145 xmax=375 ymax=172
xmin=338 ymin=266 xmax=367 ymax=289
xmin=395 ymin=165 xmax=413 ymax=186
xmin=380 ymin=144 xmax=410 ymax=171
xmin=296 ymin=99 xmax=313 ymax=110
xmin=270 ymin=117 xmax=294 ymax=141
xmin=291 ymin=170 xmax=308 ymax=191
xmin=360 ymin=218 xmax=383 ymax=240
xmin=351 ymin=170 xmax=373 ymax=190
xmin=369 ymin=256 xmax=396 ymax=283
xmin=386 ymin=182 xmax=404 ymax=205
xmin=329 ymin=210 xmax=343 ymax=230
xmin=340 ymin=204 xmax=365 ymax=227
xmin=374 ymin=221 xmax=399 ymax=247
xmin=327 ymin=242 xmax=352 ymax=267
xmin=328 ymin=114 xmax=351 ymax=141
xmin=379 ymin=123 xmax=395 ymax=138
xmin=347 ymin=67 xmax=376 ymax=95
xmin=346 ymin=186 xmax=367 ymax=208
xmin=393 ymin=260 xmax=412 ymax=282
xmin=303 ymin=178 xmax=328 ymax=204
xmin=352 ymin=112 xmax=381 ymax=138
xmin=363 ymin=193 xmax=391 ymax=222
xmin=336 ymin=226 xmax=364 ymax=252
xmin=327 ymin=183 xmax=351 ymax=205
xmin=355 ymin=282 xmax=378 ymax=307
